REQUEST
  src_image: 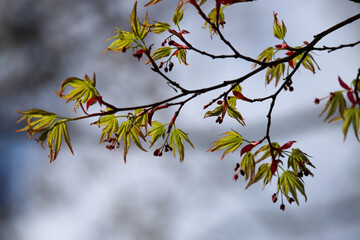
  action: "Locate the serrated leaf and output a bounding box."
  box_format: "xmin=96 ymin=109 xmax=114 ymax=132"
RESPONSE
xmin=245 ymin=163 xmax=271 ymax=189
xmin=320 ymin=91 xmax=347 ymax=122
xmin=227 ymin=105 xmax=246 ymax=126
xmin=56 ymin=74 xmax=100 ymax=111
xmin=105 ymin=30 xmax=135 ymax=52
xmin=151 ymin=47 xmax=172 ymax=61
xmin=288 ymin=148 xmax=314 ymax=177
xmin=253 ymin=142 xmax=280 ymax=162
xmin=130 ymin=1 xmax=141 ymax=39
xmin=265 ymin=62 xmax=285 ymax=86
xmin=173 ymin=2 xmax=185 ymax=26
xmin=169 ymin=127 xmax=194 ymax=163
xmin=208 ymin=130 xmax=243 ymax=160
xmin=176 ymin=48 xmax=189 ymax=65
xmin=92 ymin=114 xmax=119 ymax=143
xmin=342 ymin=107 xmax=360 ymax=140
xmin=16 ymin=109 xmax=57 ymax=135
xmin=144 ymin=0 xmax=163 ymax=7
xmin=150 ymin=22 xmax=171 ymax=34
xmin=204 ymin=6 xmax=226 ymax=36
xmin=279 ymin=170 xmax=307 ymax=205
xmin=273 ymin=12 xmax=287 ymax=40
xmin=47 ymin=121 xmax=74 ymax=163
xmin=252 ymin=47 xmax=275 ymax=68
xmin=204 ymin=105 xmax=223 ymax=118
xmin=240 ymin=152 xmax=255 ymax=181
xmin=148 ymin=121 xmax=166 ymax=147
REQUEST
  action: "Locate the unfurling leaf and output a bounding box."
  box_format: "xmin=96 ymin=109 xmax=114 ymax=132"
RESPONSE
xmin=173 ymin=1 xmax=185 ymax=26
xmin=16 ymin=109 xmax=57 ymax=137
xmin=144 ymin=0 xmax=163 ymax=7
xmin=273 ymin=12 xmax=287 ymax=40
xmin=208 ymin=130 xmax=243 ymax=159
xmin=227 ymin=105 xmax=246 ymax=126
xmin=279 ymin=170 xmax=307 ymax=205
xmin=319 ymin=91 xmax=346 ymax=121
xmin=253 ymin=142 xmax=280 ymax=162
xmin=169 ymin=127 xmax=194 ymax=163
xmin=204 ymin=105 xmax=224 ymax=118
xmin=150 ymin=22 xmax=171 ymax=34
xmin=265 ymin=62 xmax=285 ymax=86
xmin=245 ymin=163 xmax=272 ymax=190
xmin=46 ymin=121 xmax=74 ymax=163
xmin=240 ymin=152 xmax=255 ymax=181
xmin=148 ymin=121 xmax=166 ymax=147
xmin=341 ymin=107 xmax=360 ymax=141
xmin=91 ymin=113 xmax=119 ymax=143
xmin=288 ymin=148 xmax=315 ymax=176
xmin=105 ymin=30 xmax=135 ymax=52
xmin=176 ymin=48 xmax=189 ymax=65
xmin=56 ymin=74 xmax=100 ymax=111
xmin=252 ymin=47 xmax=275 ymax=68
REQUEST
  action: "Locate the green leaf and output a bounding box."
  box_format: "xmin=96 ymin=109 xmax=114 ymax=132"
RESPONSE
xmin=253 ymin=142 xmax=280 ymax=162
xmin=150 ymin=22 xmax=171 ymax=34
xmin=151 ymin=47 xmax=172 ymax=61
xmin=47 ymin=121 xmax=74 ymax=163
xmin=245 ymin=163 xmax=272 ymax=190
xmin=204 ymin=6 xmax=226 ymax=36
xmin=342 ymin=107 xmax=360 ymax=140
xmin=105 ymin=30 xmax=135 ymax=52
xmin=253 ymin=47 xmax=275 ymax=68
xmin=301 ymin=53 xmax=317 ymax=74
xmin=169 ymin=127 xmax=194 ymax=163
xmin=240 ymin=152 xmax=255 ymax=181
xmin=16 ymin=109 xmax=57 ymax=136
xmin=204 ymin=105 xmax=223 ymax=118
xmin=265 ymin=62 xmax=285 ymax=86
xmin=144 ymin=0 xmax=163 ymax=7
xmin=148 ymin=121 xmax=166 ymax=147
xmin=273 ymin=12 xmax=287 ymax=40
xmin=288 ymin=148 xmax=314 ymax=177
xmin=130 ymin=1 xmax=141 ymax=39
xmin=91 ymin=113 xmax=119 ymax=143
xmin=279 ymin=170 xmax=307 ymax=205
xmin=176 ymin=48 xmax=189 ymax=65
xmin=320 ymin=91 xmax=346 ymax=122
xmin=173 ymin=2 xmax=185 ymax=26
xmin=115 ymin=117 xmax=147 ymax=163
xmin=227 ymin=105 xmax=246 ymax=126
xmin=208 ymin=130 xmax=243 ymax=160
xmin=56 ymin=74 xmax=100 ymax=111
xmin=138 ymin=12 xmax=150 ymax=40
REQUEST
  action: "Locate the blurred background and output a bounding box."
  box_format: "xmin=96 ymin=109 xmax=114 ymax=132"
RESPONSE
xmin=1 ymin=0 xmax=360 ymax=239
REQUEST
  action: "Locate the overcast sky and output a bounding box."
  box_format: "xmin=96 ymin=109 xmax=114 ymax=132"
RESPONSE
xmin=1 ymin=0 xmax=360 ymax=239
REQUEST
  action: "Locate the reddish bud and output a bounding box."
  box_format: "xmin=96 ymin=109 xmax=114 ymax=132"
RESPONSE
xmin=233 ymin=91 xmax=251 ymax=102
xmin=314 ymin=98 xmax=320 ymax=104
xmin=239 ymin=169 xmax=245 ymax=176
xmin=279 ymin=140 xmax=296 ymax=150
xmin=240 ymin=141 xmax=259 ymax=156
xmin=233 ymin=174 xmax=239 ymax=182
xmin=168 ymin=40 xmax=174 ymax=46
xmin=217 ymin=100 xmax=223 ymax=105
xmin=338 ymin=76 xmax=351 ymax=90
xmin=280 ymin=204 xmax=285 ymax=211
